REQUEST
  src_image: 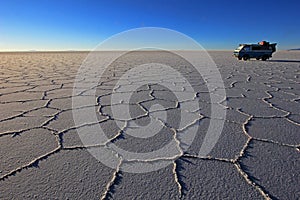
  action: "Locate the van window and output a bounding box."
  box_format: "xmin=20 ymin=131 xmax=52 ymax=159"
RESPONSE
xmin=252 ymin=46 xmax=261 ymax=50
xmin=244 ymin=46 xmax=250 ymax=51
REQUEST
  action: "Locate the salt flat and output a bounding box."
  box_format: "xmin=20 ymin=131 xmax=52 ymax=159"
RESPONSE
xmin=0 ymin=51 xmax=299 ymax=199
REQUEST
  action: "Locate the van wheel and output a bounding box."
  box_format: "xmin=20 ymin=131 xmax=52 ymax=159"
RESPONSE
xmin=256 ymin=57 xmax=260 ymax=60
xmin=238 ymin=57 xmax=242 ymax=60
xmin=262 ymin=56 xmax=268 ymax=61
xmin=243 ymin=55 xmax=249 ymax=61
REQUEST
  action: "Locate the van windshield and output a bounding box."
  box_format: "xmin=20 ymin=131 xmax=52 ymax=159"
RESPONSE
xmin=236 ymin=46 xmax=244 ymax=50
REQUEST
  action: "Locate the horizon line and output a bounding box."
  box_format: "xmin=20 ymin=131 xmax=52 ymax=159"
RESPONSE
xmin=0 ymin=49 xmax=294 ymax=53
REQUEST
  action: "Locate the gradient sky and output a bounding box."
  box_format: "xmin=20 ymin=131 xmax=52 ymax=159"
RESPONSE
xmin=1 ymin=0 xmax=299 ymax=51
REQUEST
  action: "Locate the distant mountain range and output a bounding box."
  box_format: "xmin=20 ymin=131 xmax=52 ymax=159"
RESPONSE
xmin=288 ymin=48 xmax=300 ymax=51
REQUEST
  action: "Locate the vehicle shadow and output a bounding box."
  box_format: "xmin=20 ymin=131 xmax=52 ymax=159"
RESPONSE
xmin=268 ymin=59 xmax=300 ymax=63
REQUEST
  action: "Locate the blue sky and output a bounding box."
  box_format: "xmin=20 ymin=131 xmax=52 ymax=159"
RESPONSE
xmin=0 ymin=0 xmax=299 ymax=51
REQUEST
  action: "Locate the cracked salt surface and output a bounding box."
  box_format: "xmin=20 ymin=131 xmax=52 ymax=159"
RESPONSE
xmin=0 ymin=51 xmax=299 ymax=199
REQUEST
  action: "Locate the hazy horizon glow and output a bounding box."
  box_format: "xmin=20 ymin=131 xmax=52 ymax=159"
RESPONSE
xmin=1 ymin=0 xmax=300 ymax=51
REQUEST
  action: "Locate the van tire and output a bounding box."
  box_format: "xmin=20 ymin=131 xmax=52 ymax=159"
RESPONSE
xmin=262 ymin=55 xmax=268 ymax=61
xmin=256 ymin=57 xmax=260 ymax=60
xmin=243 ymin=55 xmax=249 ymax=61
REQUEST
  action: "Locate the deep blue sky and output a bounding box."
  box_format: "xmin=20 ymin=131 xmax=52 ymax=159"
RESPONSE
xmin=1 ymin=0 xmax=299 ymax=51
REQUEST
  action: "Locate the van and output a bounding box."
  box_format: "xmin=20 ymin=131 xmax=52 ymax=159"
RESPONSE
xmin=233 ymin=41 xmax=277 ymax=61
